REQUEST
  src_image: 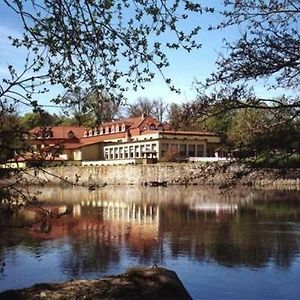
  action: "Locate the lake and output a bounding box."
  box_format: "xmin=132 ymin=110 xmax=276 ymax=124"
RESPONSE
xmin=1 ymin=186 xmax=300 ymax=299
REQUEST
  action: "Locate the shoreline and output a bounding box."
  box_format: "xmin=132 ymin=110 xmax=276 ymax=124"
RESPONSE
xmin=0 ymin=267 xmax=192 ymax=300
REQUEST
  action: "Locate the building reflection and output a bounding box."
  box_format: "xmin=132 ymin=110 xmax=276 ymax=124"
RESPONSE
xmin=3 ymin=186 xmax=300 ymax=277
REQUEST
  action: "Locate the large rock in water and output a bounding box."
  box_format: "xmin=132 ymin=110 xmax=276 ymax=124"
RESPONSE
xmin=0 ymin=267 xmax=192 ymax=300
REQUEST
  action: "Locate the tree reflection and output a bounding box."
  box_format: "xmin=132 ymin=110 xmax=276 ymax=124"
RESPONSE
xmin=159 ymin=197 xmax=300 ymax=268
xmin=1 ymin=186 xmax=300 ymax=284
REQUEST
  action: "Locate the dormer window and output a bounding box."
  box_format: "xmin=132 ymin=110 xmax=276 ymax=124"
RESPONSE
xmin=37 ymin=130 xmax=43 ymax=139
xmin=67 ymin=130 xmax=75 ymax=139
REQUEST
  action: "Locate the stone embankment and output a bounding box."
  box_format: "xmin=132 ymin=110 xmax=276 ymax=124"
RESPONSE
xmin=0 ymin=267 xmax=192 ymax=300
xmin=22 ymin=162 xmax=300 ymax=189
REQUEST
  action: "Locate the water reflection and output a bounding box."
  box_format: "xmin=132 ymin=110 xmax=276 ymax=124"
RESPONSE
xmin=1 ymin=186 xmax=300 ymax=299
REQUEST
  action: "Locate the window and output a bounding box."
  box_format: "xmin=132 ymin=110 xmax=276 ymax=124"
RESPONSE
xmin=67 ymin=130 xmax=75 ymax=139
xmin=197 ymin=145 xmax=204 ymax=157
xmin=179 ymin=144 xmax=187 ymax=157
xmin=188 ymin=145 xmax=196 ymax=157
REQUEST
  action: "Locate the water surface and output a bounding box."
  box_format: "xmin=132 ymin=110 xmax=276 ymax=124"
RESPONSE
xmin=1 ymin=186 xmax=300 ymax=300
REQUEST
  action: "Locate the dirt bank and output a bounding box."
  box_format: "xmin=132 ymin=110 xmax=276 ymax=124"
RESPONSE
xmin=0 ymin=267 xmax=192 ymax=300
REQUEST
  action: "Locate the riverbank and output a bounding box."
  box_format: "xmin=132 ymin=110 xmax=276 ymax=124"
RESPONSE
xmin=18 ymin=162 xmax=300 ymax=189
xmin=0 ymin=267 xmax=191 ymax=300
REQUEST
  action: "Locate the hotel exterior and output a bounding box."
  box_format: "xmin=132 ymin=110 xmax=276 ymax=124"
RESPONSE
xmin=27 ymin=115 xmax=221 ymax=165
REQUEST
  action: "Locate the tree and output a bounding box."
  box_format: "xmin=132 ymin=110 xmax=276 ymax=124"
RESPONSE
xmin=126 ymin=97 xmax=168 ymax=121
xmin=0 ymin=104 xmax=28 ymax=163
xmin=85 ymin=90 xmax=121 ymax=126
xmin=193 ymin=1 xmax=300 ymax=158
xmin=151 ymin=98 xmax=169 ymax=122
xmin=227 ymin=106 xmax=299 ymax=159
xmin=1 ymin=0 xmax=209 ymax=216
xmin=3 ymin=0 xmax=206 ymax=100
xmin=19 ymin=111 xmax=61 ymax=130
xmin=209 ymin=1 xmax=300 ymax=91
xmin=57 ymin=87 xmax=92 ymax=127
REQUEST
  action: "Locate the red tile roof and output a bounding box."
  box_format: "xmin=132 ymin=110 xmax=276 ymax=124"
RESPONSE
xmin=160 ymin=130 xmax=219 ymax=137
xmin=97 ymin=116 xmax=145 ymax=128
xmin=30 ymin=126 xmax=86 ymax=139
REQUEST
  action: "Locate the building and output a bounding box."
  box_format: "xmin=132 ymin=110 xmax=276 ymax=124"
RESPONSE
xmin=29 ymin=126 xmax=85 ymax=161
xmin=26 ymin=115 xmax=221 ymax=164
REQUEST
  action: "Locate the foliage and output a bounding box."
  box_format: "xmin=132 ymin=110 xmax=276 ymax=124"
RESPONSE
xmin=19 ymin=111 xmax=62 ymax=130
xmin=0 ymin=104 xmax=29 ymax=163
xmin=227 ymin=106 xmax=300 ymax=158
xmin=193 ymin=1 xmax=300 ymax=158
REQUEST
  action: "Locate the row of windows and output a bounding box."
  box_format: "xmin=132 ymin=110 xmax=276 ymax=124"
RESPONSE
xmin=104 ymin=143 xmax=157 ymax=160
xmin=84 ymin=125 xmax=127 ymax=137
xmin=161 ymin=143 xmax=205 ymax=158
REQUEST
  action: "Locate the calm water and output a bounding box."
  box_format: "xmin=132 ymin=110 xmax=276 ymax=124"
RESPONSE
xmin=1 ymin=186 xmax=300 ymax=300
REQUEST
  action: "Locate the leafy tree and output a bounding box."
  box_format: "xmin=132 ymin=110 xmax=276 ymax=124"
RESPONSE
xmin=19 ymin=111 xmax=61 ymax=130
xmin=0 ymin=104 xmax=28 ymax=163
xmin=227 ymin=106 xmax=299 ymax=159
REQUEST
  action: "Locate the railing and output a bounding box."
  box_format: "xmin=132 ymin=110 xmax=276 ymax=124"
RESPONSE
xmin=188 ymin=157 xmax=230 ymax=162
xmin=82 ymin=159 xmax=138 ymax=166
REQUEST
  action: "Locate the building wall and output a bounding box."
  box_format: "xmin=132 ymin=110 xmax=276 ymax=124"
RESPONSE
xmin=61 ymin=149 xmax=74 ymax=160
xmin=74 ymin=149 xmax=82 ymax=161
xmin=75 ymin=132 xmax=221 ymax=162
xmin=81 ymin=144 xmax=102 ymax=161
xmin=103 ymin=140 xmax=159 ymax=160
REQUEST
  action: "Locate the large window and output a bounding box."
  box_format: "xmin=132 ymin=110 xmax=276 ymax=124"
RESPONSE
xmin=188 ymin=144 xmax=195 ymax=157
xmin=197 ymin=145 xmax=204 ymax=157
xmin=179 ymin=144 xmax=187 ymax=157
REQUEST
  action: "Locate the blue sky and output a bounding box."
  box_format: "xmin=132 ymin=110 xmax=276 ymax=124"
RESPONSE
xmin=0 ymin=1 xmax=291 ymax=114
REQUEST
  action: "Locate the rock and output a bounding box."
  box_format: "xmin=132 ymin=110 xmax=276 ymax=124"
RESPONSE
xmin=0 ymin=267 xmax=192 ymax=300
